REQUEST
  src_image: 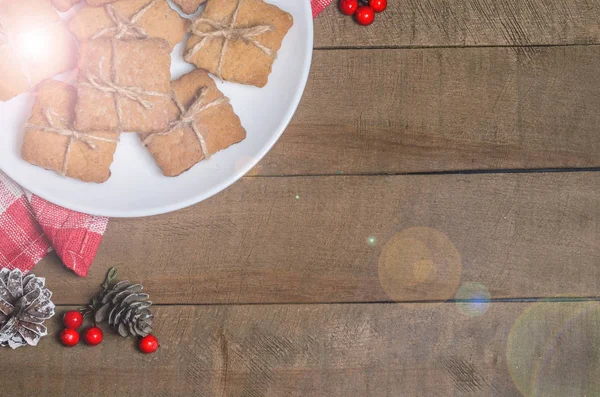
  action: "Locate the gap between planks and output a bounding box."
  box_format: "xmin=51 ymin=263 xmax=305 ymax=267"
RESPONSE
xmin=314 ymin=42 xmax=600 ymax=51
xmin=52 ymin=297 xmax=600 ymax=307
xmin=244 ymin=167 xmax=600 ymax=178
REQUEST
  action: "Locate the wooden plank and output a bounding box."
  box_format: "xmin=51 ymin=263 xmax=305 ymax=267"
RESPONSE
xmin=314 ymin=0 xmax=600 ymax=48
xmin=35 ymin=172 xmax=600 ymax=304
xmin=4 ymin=302 xmax=600 ymax=396
xmin=258 ymin=46 xmax=600 ymax=175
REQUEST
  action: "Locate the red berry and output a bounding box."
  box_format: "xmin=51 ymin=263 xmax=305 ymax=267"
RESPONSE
xmin=355 ymin=6 xmax=375 ymax=25
xmin=83 ymin=327 xmax=103 ymax=346
xmin=60 ymin=328 xmax=80 ymax=347
xmin=139 ymin=334 xmax=159 ymax=354
xmin=63 ymin=311 xmax=83 ymax=329
xmin=339 ymin=0 xmax=358 ymax=15
xmin=369 ymin=0 xmax=387 ymax=12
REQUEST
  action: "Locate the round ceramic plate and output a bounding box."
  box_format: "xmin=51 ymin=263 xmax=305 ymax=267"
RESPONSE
xmin=0 ymin=0 xmax=312 ymax=217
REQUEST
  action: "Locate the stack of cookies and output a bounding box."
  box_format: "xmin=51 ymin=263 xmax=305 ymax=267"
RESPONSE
xmin=1 ymin=0 xmax=293 ymax=183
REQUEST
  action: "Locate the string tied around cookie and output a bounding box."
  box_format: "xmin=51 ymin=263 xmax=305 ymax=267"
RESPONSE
xmin=80 ymin=46 xmax=170 ymax=132
xmin=143 ymin=88 xmax=229 ymax=160
xmin=92 ymin=0 xmax=157 ymax=40
xmin=184 ymin=0 xmax=275 ymax=79
xmin=81 ymin=72 xmax=165 ymax=110
xmin=25 ymin=109 xmax=119 ymax=176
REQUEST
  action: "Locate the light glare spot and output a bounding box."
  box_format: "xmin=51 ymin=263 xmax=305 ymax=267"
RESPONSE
xmin=17 ymin=30 xmax=50 ymax=60
xmin=455 ymin=282 xmax=491 ymax=317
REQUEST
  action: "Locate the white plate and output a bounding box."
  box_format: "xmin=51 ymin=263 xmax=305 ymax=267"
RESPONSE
xmin=0 ymin=0 xmax=313 ymax=218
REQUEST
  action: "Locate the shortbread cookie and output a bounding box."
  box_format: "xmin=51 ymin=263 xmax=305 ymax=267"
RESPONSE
xmin=22 ymin=80 xmax=118 ymax=183
xmin=69 ymin=0 xmax=189 ymax=49
xmin=0 ymin=0 xmax=77 ymax=101
xmin=183 ymin=0 xmax=293 ymax=87
xmin=76 ymin=38 xmax=172 ymax=134
xmin=142 ymin=69 xmax=246 ymax=176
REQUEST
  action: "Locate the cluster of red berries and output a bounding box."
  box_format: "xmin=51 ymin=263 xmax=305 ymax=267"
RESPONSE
xmin=59 ymin=311 xmax=159 ymax=354
xmin=339 ymin=0 xmax=387 ymax=26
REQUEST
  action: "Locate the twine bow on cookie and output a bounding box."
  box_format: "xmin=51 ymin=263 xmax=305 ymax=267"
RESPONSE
xmin=83 ymin=71 xmax=164 ymax=110
xmin=143 ymin=88 xmax=229 ymax=159
xmin=79 ymin=39 xmax=169 ymax=131
xmin=184 ymin=0 xmax=275 ymax=79
xmin=25 ymin=109 xmax=119 ymax=177
xmin=92 ymin=0 xmax=157 ymax=40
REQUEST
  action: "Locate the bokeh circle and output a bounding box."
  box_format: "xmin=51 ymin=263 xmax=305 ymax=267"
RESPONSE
xmin=506 ymin=301 xmax=600 ymax=396
xmin=378 ymin=227 xmax=462 ymax=301
xmin=455 ymin=282 xmax=491 ymax=317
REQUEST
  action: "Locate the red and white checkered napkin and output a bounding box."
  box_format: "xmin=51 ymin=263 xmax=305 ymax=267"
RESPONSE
xmin=0 ymin=172 xmax=107 ymax=277
xmin=0 ymin=0 xmax=332 ymax=277
xmin=312 ymin=0 xmax=333 ymax=17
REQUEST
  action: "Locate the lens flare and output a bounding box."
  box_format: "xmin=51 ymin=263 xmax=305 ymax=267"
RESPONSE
xmin=506 ymin=302 xmax=600 ymax=397
xmin=16 ymin=30 xmax=51 ymax=60
xmin=455 ymin=282 xmax=491 ymax=317
xmin=378 ymin=227 xmax=462 ymax=302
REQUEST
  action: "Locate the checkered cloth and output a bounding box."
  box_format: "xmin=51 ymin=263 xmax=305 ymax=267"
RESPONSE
xmin=0 ymin=0 xmax=332 ymax=277
xmin=0 ymin=172 xmax=107 ymax=276
xmin=312 ymin=0 xmax=333 ymax=17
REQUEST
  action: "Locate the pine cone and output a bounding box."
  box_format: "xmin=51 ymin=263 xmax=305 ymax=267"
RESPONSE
xmin=94 ymin=281 xmax=153 ymax=337
xmin=0 ymin=269 xmax=55 ymax=349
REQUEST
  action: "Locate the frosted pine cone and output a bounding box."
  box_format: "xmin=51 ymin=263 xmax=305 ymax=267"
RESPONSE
xmin=0 ymin=269 xmax=55 ymax=349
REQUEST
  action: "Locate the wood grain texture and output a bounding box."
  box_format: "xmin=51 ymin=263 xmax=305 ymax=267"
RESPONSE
xmin=5 ymin=302 xmax=600 ymax=396
xmin=35 ymin=172 xmax=600 ymax=305
xmin=314 ymin=0 xmax=600 ymax=48
xmin=258 ymin=46 xmax=600 ymax=176
xmin=7 ymin=3 xmax=600 ymax=394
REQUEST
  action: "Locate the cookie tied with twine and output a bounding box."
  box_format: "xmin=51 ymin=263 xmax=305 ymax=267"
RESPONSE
xmin=143 ymin=87 xmax=229 ymax=160
xmin=142 ymin=69 xmax=246 ymax=177
xmin=26 ymin=109 xmax=119 ymax=178
xmin=183 ymin=1 xmax=275 ymax=79
xmin=22 ymin=80 xmax=119 ymax=183
xmin=91 ymin=0 xmax=157 ymax=41
xmin=183 ymin=0 xmax=294 ymax=87
xmin=68 ymin=0 xmax=189 ymax=49
xmin=75 ymin=38 xmax=172 ymax=135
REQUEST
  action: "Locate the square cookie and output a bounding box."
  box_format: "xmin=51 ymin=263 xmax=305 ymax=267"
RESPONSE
xmin=22 ymin=80 xmax=119 ymax=183
xmin=0 ymin=0 xmax=77 ymax=101
xmin=142 ymin=69 xmax=246 ymax=177
xmin=76 ymin=38 xmax=172 ymax=134
xmin=183 ymin=0 xmax=293 ymax=87
xmin=69 ymin=0 xmax=189 ymax=50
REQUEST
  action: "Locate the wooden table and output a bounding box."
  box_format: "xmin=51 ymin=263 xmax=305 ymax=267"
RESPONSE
xmin=5 ymin=2 xmax=600 ymax=395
